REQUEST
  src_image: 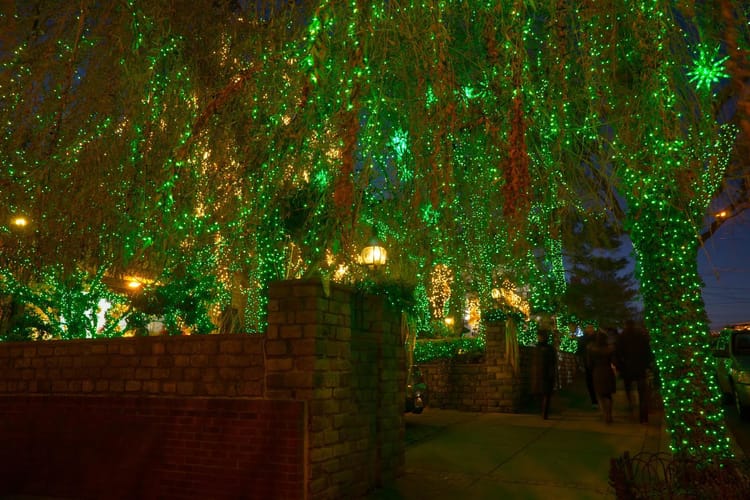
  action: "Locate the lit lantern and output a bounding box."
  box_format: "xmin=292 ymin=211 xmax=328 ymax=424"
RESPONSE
xmin=491 ymin=288 xmax=501 ymax=300
xmin=123 ymin=275 xmax=154 ymax=291
xmin=360 ymin=237 xmax=387 ymax=270
xmin=11 ymin=216 xmax=28 ymax=227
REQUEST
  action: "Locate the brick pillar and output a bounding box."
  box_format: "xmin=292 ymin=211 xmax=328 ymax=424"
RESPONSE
xmin=266 ymin=279 xmax=405 ymax=500
xmin=356 ymin=294 xmax=405 ymax=484
xmin=484 ymin=319 xmax=521 ymax=412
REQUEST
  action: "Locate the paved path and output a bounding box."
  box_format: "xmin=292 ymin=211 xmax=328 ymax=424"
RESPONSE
xmin=369 ymin=374 xmax=670 ymax=499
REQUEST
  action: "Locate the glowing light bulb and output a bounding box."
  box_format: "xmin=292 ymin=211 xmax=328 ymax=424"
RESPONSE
xmin=11 ymin=216 xmax=28 ymax=227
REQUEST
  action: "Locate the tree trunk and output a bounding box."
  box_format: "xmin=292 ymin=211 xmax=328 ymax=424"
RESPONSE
xmin=629 ymin=205 xmax=733 ymax=460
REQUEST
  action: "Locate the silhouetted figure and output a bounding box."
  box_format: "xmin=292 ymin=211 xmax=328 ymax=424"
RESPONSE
xmin=535 ymin=330 xmax=557 ymax=420
xmin=615 ymin=320 xmax=653 ymax=423
xmin=587 ymin=331 xmax=616 ymax=423
xmin=579 ymin=324 xmax=598 ymax=407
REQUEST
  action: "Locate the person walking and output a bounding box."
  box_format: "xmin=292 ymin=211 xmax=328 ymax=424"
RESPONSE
xmin=535 ymin=329 xmax=557 ymax=420
xmin=587 ymin=330 xmax=617 ymax=423
xmin=578 ymin=323 xmax=599 ymax=408
xmin=615 ymin=320 xmax=653 ymax=423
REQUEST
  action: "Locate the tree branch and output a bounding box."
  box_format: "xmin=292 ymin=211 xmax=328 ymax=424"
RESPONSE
xmin=699 ymin=199 xmax=750 ymax=244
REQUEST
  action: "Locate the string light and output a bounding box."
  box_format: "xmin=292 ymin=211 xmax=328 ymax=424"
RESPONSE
xmin=429 ymin=264 xmax=453 ymax=319
xmin=1 ymin=0 xmax=743 ymax=461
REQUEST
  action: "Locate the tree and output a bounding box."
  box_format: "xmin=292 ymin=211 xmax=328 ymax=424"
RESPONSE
xmin=563 ymin=227 xmax=640 ymax=329
xmin=2 ymin=0 xmax=749 ymax=461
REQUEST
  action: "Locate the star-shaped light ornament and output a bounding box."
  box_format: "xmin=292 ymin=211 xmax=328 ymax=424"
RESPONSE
xmin=390 ymin=128 xmax=409 ymax=159
xmin=688 ymin=44 xmax=730 ymax=93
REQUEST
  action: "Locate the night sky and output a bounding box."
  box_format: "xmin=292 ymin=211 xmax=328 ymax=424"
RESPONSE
xmin=699 ymin=212 xmax=750 ymax=331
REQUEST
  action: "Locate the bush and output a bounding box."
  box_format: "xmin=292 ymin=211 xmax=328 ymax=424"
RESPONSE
xmin=414 ymin=336 xmax=486 ymax=364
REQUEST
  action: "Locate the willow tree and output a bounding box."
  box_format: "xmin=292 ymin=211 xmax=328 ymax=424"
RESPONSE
xmin=361 ymin=0 xmax=747 ymax=459
xmin=0 ymin=2 xmax=217 ymax=335
xmin=0 ymin=2 xmax=317 ymax=332
xmin=3 ymin=0 xmax=750 ymax=461
xmin=578 ymin=0 xmax=743 ymax=460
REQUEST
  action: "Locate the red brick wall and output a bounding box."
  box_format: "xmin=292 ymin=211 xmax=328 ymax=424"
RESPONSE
xmin=0 ymin=395 xmax=305 ymax=500
xmin=0 ymin=279 xmax=406 ymax=500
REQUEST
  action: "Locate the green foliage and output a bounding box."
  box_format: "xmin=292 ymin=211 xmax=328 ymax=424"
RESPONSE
xmin=152 ymin=276 xmax=217 ymax=335
xmin=414 ymin=336 xmax=486 ymax=364
xmin=0 ymin=266 xmax=131 ymax=341
xmin=357 ymin=279 xmax=416 ymax=316
xmin=152 ymin=251 xmax=230 ymax=335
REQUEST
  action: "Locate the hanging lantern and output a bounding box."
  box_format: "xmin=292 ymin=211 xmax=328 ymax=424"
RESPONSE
xmin=360 ymin=237 xmax=387 ymax=270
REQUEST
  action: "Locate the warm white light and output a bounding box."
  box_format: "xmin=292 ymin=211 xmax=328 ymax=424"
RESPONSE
xmin=334 ymin=263 xmax=349 ymax=281
xmin=464 ymin=296 xmax=481 ymax=332
xmin=360 ymin=240 xmax=387 ymax=268
xmin=124 ymin=275 xmax=153 ymax=290
xmin=498 ymin=279 xmax=530 ymax=318
xmin=429 ymin=264 xmax=453 ymax=318
xmin=715 ymin=210 xmax=729 ymax=219
xmin=11 ymin=216 xmax=28 ymax=227
xmin=444 ymin=317 xmax=455 ymax=326
xmin=491 ymin=288 xmax=501 ymax=300
xmin=91 ymin=298 xmax=128 ymax=334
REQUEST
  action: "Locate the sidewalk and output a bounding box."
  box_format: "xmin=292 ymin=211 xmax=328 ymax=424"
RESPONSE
xmin=369 ymin=375 xmax=670 ymax=499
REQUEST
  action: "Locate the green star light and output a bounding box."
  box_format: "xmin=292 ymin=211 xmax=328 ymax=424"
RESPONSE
xmin=390 ymin=128 xmax=409 ymax=158
xmin=688 ymin=44 xmax=730 ymax=92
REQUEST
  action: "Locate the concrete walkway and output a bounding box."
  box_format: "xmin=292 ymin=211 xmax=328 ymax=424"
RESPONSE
xmin=369 ymin=375 xmax=671 ymax=499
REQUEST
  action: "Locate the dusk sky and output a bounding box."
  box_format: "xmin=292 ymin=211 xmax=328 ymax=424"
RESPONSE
xmin=699 ymin=211 xmax=750 ymax=331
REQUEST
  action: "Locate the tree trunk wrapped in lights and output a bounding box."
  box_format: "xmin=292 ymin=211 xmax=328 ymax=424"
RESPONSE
xmin=608 ymin=0 xmax=738 ymax=458
xmin=628 ymin=197 xmax=732 ymax=459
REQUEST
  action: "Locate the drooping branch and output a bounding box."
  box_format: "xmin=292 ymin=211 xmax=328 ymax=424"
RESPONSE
xmin=700 ymin=198 xmax=750 ymax=243
xmin=48 ymin=2 xmax=87 ymax=155
xmin=175 ymin=65 xmax=262 ymax=159
xmin=719 ymin=0 xmax=750 ymax=140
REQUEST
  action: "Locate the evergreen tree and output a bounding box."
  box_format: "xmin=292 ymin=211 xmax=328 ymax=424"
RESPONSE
xmin=563 ymin=224 xmax=640 ymax=329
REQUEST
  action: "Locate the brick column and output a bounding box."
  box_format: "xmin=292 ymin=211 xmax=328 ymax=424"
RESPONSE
xmin=484 ymin=319 xmax=521 ymax=412
xmin=266 ymin=279 xmax=405 ymax=500
xmin=355 ymin=293 xmax=405 ymax=484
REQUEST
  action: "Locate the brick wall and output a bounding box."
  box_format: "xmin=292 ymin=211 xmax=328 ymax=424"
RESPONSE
xmin=0 ymin=395 xmax=305 ymax=500
xmin=420 ymin=320 xmax=577 ymax=413
xmin=0 ymin=279 xmax=406 ymax=500
xmin=419 ymin=319 xmax=521 ymax=412
xmin=0 ymin=334 xmax=265 ymax=397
